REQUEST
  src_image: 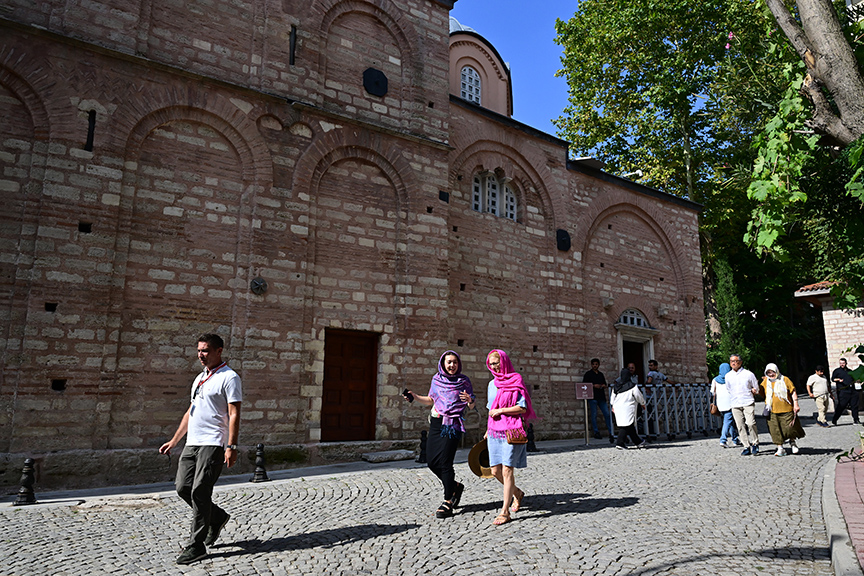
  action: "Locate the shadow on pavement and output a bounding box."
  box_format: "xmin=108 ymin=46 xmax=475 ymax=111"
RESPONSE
xmin=620 ymin=545 xmax=830 ymax=575
xmin=459 ymin=492 xmax=637 ymax=517
xmin=211 ymin=522 xmax=420 ymax=557
xmin=524 ymin=492 xmax=639 ymax=517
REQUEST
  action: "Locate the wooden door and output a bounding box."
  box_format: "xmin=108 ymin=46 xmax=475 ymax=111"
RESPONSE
xmin=321 ymin=329 xmax=378 ymax=442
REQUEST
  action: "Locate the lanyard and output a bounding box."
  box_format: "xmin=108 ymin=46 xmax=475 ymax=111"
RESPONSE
xmin=194 ymin=363 xmax=226 ymax=399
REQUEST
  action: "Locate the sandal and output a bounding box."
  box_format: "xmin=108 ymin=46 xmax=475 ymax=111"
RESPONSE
xmin=492 ymin=512 xmax=511 ymax=525
xmin=451 ymin=482 xmax=464 ymax=508
xmin=510 ymin=488 xmax=524 ymax=513
xmin=435 ymin=501 xmax=454 ymax=518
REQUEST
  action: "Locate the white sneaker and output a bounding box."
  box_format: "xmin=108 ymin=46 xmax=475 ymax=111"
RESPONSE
xmin=791 ymin=441 xmax=799 ymax=454
xmin=774 ymin=447 xmax=786 ymax=457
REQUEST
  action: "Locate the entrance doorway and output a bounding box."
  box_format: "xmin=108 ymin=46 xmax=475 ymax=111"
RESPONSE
xmin=321 ymin=329 xmax=378 ymax=442
xmin=622 ymin=340 xmax=645 ymax=383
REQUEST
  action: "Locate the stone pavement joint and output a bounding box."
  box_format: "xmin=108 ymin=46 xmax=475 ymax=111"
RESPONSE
xmin=1 ymin=398 xmax=861 ymax=576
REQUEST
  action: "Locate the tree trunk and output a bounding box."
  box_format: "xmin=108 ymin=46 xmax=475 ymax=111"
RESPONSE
xmin=765 ymin=0 xmax=864 ymax=146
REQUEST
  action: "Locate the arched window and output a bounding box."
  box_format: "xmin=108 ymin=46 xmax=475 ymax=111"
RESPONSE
xmin=618 ymin=308 xmax=650 ymax=328
xmin=503 ymin=184 xmax=517 ymax=221
xmin=485 ymin=175 xmax=499 ymax=215
xmin=472 ymin=172 xmax=518 ymax=221
xmin=461 ymin=66 xmax=481 ymax=104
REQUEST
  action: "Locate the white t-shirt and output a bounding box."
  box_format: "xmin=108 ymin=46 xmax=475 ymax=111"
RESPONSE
xmin=186 ymin=364 xmax=242 ymax=447
xmin=806 ymin=373 xmax=829 ymax=396
xmin=710 ymin=377 xmax=732 ymax=412
xmin=725 ymin=367 xmax=758 ymax=408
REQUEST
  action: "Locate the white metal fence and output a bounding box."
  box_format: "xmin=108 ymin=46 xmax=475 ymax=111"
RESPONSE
xmin=637 ymin=383 xmax=718 ymax=440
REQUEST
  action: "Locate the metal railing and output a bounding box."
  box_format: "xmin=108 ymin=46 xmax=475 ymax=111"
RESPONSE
xmin=637 ymin=383 xmax=718 ymax=440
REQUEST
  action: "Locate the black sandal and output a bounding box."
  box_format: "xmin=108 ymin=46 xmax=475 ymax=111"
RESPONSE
xmin=435 ymin=501 xmax=454 ymax=518
xmin=451 ymin=482 xmax=464 ymax=508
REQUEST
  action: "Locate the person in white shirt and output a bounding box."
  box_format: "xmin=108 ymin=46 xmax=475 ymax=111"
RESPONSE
xmin=726 ymin=354 xmax=760 ymax=456
xmin=806 ymin=365 xmax=830 ymax=427
xmin=710 ymin=362 xmax=740 ymax=448
xmin=160 ymin=333 xmax=242 ymax=565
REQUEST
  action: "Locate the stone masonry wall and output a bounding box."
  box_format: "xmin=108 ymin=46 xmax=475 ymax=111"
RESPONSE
xmin=821 ymin=301 xmax=864 ymax=373
xmin=0 ymin=0 xmax=705 ymax=489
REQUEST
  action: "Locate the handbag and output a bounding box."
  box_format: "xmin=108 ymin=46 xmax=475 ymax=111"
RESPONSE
xmin=709 ymin=393 xmax=719 ymax=415
xmin=505 ymin=427 xmax=528 ymax=445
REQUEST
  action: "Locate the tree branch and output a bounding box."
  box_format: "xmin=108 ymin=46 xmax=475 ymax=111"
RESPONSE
xmin=765 ymin=0 xmax=864 ymax=146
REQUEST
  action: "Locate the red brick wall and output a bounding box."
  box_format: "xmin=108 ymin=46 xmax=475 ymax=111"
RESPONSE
xmin=0 ymin=0 xmax=705 ymax=487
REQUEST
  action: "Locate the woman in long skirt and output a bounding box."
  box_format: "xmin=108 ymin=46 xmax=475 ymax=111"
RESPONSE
xmin=760 ymin=363 xmax=804 ymax=456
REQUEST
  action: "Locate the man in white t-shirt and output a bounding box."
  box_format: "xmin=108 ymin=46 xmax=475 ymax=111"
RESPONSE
xmin=726 ymin=354 xmax=760 ymax=456
xmin=806 ymin=365 xmax=830 ymax=427
xmin=160 ymin=333 xmax=242 ymax=565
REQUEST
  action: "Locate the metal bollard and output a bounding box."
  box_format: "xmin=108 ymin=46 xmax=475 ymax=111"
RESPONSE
xmin=526 ymin=423 xmax=538 ymax=452
xmin=250 ymin=444 xmax=270 ymax=483
xmin=13 ymin=458 xmax=38 ymax=506
xmin=416 ymin=430 xmax=428 ymax=463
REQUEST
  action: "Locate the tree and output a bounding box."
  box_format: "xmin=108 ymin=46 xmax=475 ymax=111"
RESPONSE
xmin=765 ymin=0 xmax=864 ymax=147
xmin=554 ymin=0 xmax=828 ymax=375
xmin=747 ymin=0 xmax=864 ymax=306
xmin=553 ymin=0 xmax=774 ymax=204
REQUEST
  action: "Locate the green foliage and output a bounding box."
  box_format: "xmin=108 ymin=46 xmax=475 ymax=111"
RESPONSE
xmin=706 ymin=256 xmax=750 ymax=373
xmin=743 ymin=1 xmax=864 ymax=301
xmin=555 ymin=0 xmax=827 ymax=374
xmin=847 ymin=344 xmax=864 ymax=382
xmin=554 ymin=0 xmax=775 ymax=204
xmin=745 ymin=70 xmax=820 ymax=260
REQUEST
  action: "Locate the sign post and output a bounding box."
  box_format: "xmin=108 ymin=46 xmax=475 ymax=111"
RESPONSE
xmin=575 ymin=382 xmax=594 ymax=446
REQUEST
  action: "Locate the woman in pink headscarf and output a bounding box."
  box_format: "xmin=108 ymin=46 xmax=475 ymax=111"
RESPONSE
xmin=485 ymin=349 xmax=536 ymax=525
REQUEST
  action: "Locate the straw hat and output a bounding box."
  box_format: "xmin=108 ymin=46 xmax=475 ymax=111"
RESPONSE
xmin=468 ymin=438 xmax=494 ymax=478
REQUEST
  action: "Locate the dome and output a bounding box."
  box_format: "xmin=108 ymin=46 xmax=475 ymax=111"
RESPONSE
xmin=449 ymin=16 xmax=476 ymax=34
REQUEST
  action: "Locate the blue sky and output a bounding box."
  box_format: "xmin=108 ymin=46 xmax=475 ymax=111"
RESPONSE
xmin=450 ymin=0 xmax=577 ymax=137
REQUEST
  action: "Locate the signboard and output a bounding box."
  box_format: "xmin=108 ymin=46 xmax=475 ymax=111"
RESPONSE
xmin=575 ymin=382 xmax=594 ymax=400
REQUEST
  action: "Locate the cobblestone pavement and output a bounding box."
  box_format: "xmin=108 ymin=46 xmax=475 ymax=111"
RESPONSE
xmin=2 ymin=405 xmax=858 ymax=576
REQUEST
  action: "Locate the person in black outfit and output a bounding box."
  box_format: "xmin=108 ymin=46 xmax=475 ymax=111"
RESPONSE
xmin=583 ymin=358 xmax=614 ymax=442
xmin=831 ymin=358 xmax=859 ymax=425
xmin=403 ymin=350 xmax=475 ymax=518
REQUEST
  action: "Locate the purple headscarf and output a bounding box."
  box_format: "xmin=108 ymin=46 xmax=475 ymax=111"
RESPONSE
xmin=429 ymin=350 xmax=474 ymax=437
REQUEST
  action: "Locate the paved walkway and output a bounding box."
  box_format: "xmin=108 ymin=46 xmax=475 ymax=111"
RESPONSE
xmin=3 ymin=399 xmax=864 ymax=576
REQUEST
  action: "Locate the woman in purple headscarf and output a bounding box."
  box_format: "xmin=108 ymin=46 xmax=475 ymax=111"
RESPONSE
xmin=485 ymin=349 xmax=536 ymax=526
xmin=403 ymin=350 xmax=475 ymax=518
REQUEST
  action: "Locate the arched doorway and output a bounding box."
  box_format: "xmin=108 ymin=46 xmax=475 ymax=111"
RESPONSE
xmin=615 ymin=308 xmax=657 ymax=382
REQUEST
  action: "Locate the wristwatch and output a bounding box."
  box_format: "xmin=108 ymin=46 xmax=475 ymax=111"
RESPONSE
xmin=226 ymin=444 xmax=238 ymax=450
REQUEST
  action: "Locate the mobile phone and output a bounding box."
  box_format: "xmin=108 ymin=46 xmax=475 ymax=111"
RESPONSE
xmin=402 ymin=388 xmax=414 ymax=403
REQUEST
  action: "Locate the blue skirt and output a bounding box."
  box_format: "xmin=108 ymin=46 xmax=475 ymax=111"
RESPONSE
xmin=487 ymin=436 xmax=527 ymax=468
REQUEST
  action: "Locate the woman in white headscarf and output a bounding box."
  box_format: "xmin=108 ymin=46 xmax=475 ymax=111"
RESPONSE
xmin=760 ymin=363 xmax=805 ymax=456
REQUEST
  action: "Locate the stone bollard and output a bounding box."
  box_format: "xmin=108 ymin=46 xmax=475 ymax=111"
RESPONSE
xmin=526 ymin=423 xmax=538 ymax=452
xmin=250 ymin=443 xmax=271 ymax=483
xmin=13 ymin=458 xmax=38 ymax=506
xmin=415 ymin=430 xmax=428 ymax=463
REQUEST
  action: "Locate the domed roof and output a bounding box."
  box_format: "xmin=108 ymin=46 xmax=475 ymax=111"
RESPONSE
xmin=449 ymin=16 xmax=476 ymax=34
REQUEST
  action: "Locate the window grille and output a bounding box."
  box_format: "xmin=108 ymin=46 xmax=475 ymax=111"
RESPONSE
xmin=471 ymin=172 xmax=518 ymax=222
xmin=461 ymin=66 xmax=481 ymax=104
xmin=618 ymin=308 xmax=649 ymax=328
xmin=504 ymin=184 xmax=517 ymax=221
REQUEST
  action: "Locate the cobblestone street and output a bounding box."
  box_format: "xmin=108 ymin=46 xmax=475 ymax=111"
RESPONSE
xmin=3 ymin=407 xmax=856 ymax=575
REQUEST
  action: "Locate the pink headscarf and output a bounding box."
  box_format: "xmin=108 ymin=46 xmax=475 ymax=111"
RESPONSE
xmin=486 ymin=349 xmax=536 ymax=439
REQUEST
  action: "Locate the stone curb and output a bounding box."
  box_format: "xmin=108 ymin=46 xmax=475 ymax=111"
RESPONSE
xmin=823 ymin=456 xmax=864 ymax=576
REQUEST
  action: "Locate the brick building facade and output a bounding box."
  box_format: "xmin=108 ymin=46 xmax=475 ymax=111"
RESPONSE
xmin=796 ymin=282 xmax=864 ymax=374
xmin=0 ymin=0 xmax=706 ymax=488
